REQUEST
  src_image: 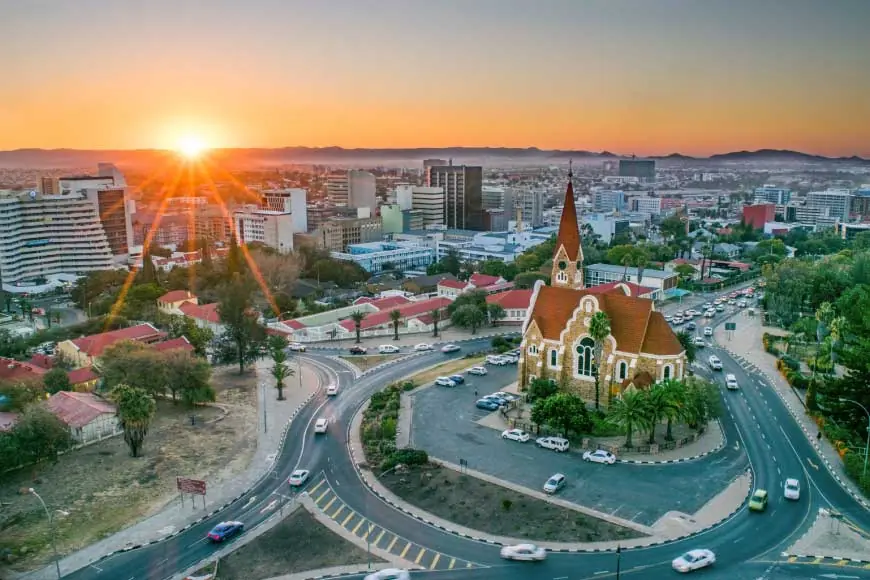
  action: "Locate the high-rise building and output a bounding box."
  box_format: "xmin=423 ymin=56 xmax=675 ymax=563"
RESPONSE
xmin=511 ymin=188 xmax=544 ymax=227
xmin=592 ymin=190 xmax=626 ymax=213
xmin=481 ymin=186 xmax=514 ymax=220
xmin=753 ymin=185 xmax=792 ymax=205
xmin=742 ymin=204 xmax=775 ymax=230
xmin=423 ymin=159 xmax=447 ymax=184
xmin=630 ymin=196 xmax=662 ymax=215
xmin=807 ymin=190 xmax=853 ymax=222
xmin=262 ymin=188 xmax=308 ymax=233
xmin=426 ymin=164 xmax=484 ymax=230
xmin=312 ymin=216 xmax=382 ymax=252
xmin=410 ymin=186 xmax=445 ymax=228
xmin=380 ymin=204 xmax=404 ymax=234
xmin=618 ymin=159 xmax=656 ymax=183
xmin=39 ymin=177 xmax=59 ymax=195
xmin=326 ymin=170 xmax=376 ymax=210
xmin=233 ymin=208 xmax=295 ymax=253
xmin=395 ymin=184 xmax=414 ymax=211
xmin=194 ymin=205 xmax=232 ymax=242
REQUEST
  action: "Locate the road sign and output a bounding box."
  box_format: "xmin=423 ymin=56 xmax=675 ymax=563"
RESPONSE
xmin=177 ymin=477 xmax=207 ymax=495
xmin=725 ymin=322 xmax=736 ymax=331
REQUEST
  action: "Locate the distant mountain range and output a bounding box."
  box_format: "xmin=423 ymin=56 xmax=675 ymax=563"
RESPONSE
xmin=0 ymin=146 xmax=866 ymax=169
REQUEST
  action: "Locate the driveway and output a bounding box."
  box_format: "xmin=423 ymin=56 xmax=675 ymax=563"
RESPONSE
xmin=410 ymin=362 xmax=748 ymax=526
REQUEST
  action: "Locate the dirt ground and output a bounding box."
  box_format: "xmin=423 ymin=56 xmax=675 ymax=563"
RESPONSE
xmin=409 ymin=356 xmax=486 ymax=386
xmin=0 ymin=365 xmax=258 ymax=573
xmin=216 ymin=509 xmax=383 ymax=580
xmin=380 ymin=464 xmax=643 ymax=543
xmin=339 ymin=354 xmax=402 ymax=371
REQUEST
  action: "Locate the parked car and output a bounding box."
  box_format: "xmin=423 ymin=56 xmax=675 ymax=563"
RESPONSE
xmin=482 ymin=394 xmax=509 ymax=406
xmin=715 ymin=304 xmax=725 ymax=312
xmin=499 ymin=543 xmax=547 ymax=561
xmin=326 ymin=384 xmax=339 ymax=396
xmin=349 ymin=346 xmax=367 ymax=355
xmin=378 ymin=344 xmax=400 ymax=354
xmin=486 ymin=355 xmax=508 ymax=365
xmin=671 ymin=549 xmax=716 ymax=573
xmin=693 ymin=336 xmax=706 ymax=347
xmin=784 ymin=478 xmax=801 ymax=500
xmin=702 ymin=302 xmax=713 ymax=309
xmin=501 ymin=428 xmax=530 ymax=442
xmin=535 ymin=436 xmax=569 ymax=452
xmin=738 ymin=300 xmax=747 ymax=308
xmin=665 ymin=315 xmax=674 ymax=323
xmin=287 ymin=469 xmax=310 ymax=486
xmin=704 ymin=309 xmax=716 ymax=318
xmin=434 ymin=376 xmax=457 ymax=387
xmin=708 ymin=355 xmax=723 ymax=371
xmin=704 ymin=327 xmax=713 ymax=337
xmin=468 ymin=366 xmax=488 ymax=376
xmin=314 ymin=418 xmax=329 ymax=434
xmin=476 ymin=399 xmax=501 ymax=411
xmin=686 ymin=321 xmax=696 ymax=331
xmin=449 ymin=374 xmax=465 ymax=384
xmin=364 ymin=569 xmax=410 ymax=580
xmin=582 ymin=449 xmax=616 ymax=465
xmin=441 ymin=344 xmax=461 ymax=353
xmin=725 ymin=374 xmax=739 ymax=390
xmin=749 ymin=489 xmax=769 ymax=512
xmin=207 ymin=521 xmax=244 ymax=542
xmin=492 ymin=391 xmax=519 ymax=401
xmin=543 ymin=473 xmax=566 ymax=494
xmin=287 ymin=342 xmax=307 ymax=352
xmin=413 ymin=343 xmax=433 ymax=352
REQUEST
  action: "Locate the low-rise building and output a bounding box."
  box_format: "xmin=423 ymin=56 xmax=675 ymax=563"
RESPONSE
xmin=56 ymin=323 xmax=168 ymax=368
xmin=234 ymin=208 xmax=295 ymax=253
xmin=330 ymin=241 xmax=435 ymax=274
xmin=584 ymin=264 xmax=678 ymax=301
xmin=157 ymin=290 xmax=199 ymax=314
xmin=46 ymin=391 xmax=120 ymax=445
xmin=486 ymin=289 xmax=533 ymax=324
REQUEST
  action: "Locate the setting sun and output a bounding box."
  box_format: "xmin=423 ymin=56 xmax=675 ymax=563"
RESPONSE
xmin=176 ymin=135 xmax=207 ymax=159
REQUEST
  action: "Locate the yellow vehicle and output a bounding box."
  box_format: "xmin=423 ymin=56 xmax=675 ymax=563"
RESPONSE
xmin=748 ymin=489 xmax=768 ymax=512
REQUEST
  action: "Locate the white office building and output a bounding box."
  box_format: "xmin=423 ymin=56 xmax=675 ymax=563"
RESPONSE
xmin=631 ymin=196 xmax=663 ymax=215
xmin=262 ymin=188 xmax=308 ymax=233
xmin=806 ymin=190 xmax=852 ymax=222
xmin=327 ymin=170 xmax=376 ymax=210
xmin=584 ymin=263 xmax=678 ymax=300
xmin=233 ymin=208 xmax=294 ymax=253
xmin=411 ymin=186 xmax=445 ymax=227
xmin=331 ymin=241 xmax=435 ymax=274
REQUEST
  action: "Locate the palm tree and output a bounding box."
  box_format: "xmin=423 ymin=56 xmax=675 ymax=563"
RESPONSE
xmin=633 ymin=247 xmax=651 ymax=286
xmin=110 ymin=383 xmax=157 ymax=458
xmin=828 ymin=315 xmax=846 ymax=367
xmin=268 ymin=335 xmax=293 ymax=400
xmin=350 ymin=310 xmax=366 ymax=344
xmin=608 ymin=389 xmax=647 ymax=448
xmin=644 ymin=384 xmax=673 ymax=444
xmin=676 ymin=331 xmax=697 ymax=363
xmin=389 ymin=309 xmax=401 ymax=341
xmin=430 ymin=309 xmax=440 ymax=337
xmin=588 ymin=311 xmax=611 ymax=411
xmin=658 ymin=379 xmax=686 ymax=441
xmin=813 ymin=302 xmax=834 ymax=379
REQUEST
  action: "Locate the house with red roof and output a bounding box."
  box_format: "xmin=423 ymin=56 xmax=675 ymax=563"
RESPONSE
xmin=337 ymin=296 xmax=451 ymax=338
xmin=157 ymin=290 xmax=199 ymax=314
xmin=486 ymin=290 xmax=533 ymax=324
xmin=437 ymin=278 xmax=468 ymax=299
xmin=45 ymin=391 xmax=121 ymax=445
xmin=468 ymin=273 xmax=505 ymax=289
xmin=66 ymin=367 xmax=100 ymax=391
xmin=178 ymin=302 xmax=223 ymax=334
xmin=0 ymin=357 xmax=48 ymax=383
xmin=56 ymin=323 xmax=168 ymax=368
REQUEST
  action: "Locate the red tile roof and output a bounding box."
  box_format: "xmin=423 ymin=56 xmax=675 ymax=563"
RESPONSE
xmin=486 ymin=289 xmax=533 ymax=309
xmin=438 ymin=279 xmax=467 ymax=290
xmin=554 ymin=178 xmax=582 ymax=262
xmin=341 ymin=296 xmax=452 ymax=331
xmin=0 ymin=412 xmax=19 ymax=432
xmin=179 ymin=302 xmax=221 ymax=324
xmin=369 ymin=295 xmax=412 ymax=310
xmin=0 ymin=357 xmax=48 ymax=381
xmin=46 ymin=391 xmax=116 ymax=428
xmin=153 ymin=337 xmax=194 ymax=353
xmin=641 ymin=312 xmax=685 ymax=356
xmin=468 ymin=273 xmax=502 ymax=288
xmin=586 ymin=281 xmax=656 ymax=299
xmin=67 ymin=366 xmax=99 ymax=385
xmin=28 ymin=353 xmax=54 ymax=370
xmin=70 ymin=323 xmax=166 ymax=358
xmin=353 ymin=297 xmax=374 ymax=305
xmin=278 ymin=319 xmax=306 ymax=330
xmin=159 ymin=290 xmax=196 ymax=303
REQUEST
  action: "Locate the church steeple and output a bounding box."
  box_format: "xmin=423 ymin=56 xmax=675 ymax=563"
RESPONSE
xmin=551 ymin=163 xmax=585 ymax=289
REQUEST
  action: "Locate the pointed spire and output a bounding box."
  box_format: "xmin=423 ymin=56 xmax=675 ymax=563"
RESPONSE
xmin=554 ymin=170 xmax=583 ymax=262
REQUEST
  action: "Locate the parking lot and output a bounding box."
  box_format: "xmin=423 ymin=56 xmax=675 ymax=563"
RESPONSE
xmin=410 ymin=358 xmax=749 ymax=526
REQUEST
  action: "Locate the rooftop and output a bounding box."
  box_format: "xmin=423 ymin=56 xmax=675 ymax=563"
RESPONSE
xmin=69 ymin=323 xmax=166 ymax=358
xmin=46 ymin=391 xmax=116 ymax=428
xmin=585 ymin=263 xmax=676 ymax=279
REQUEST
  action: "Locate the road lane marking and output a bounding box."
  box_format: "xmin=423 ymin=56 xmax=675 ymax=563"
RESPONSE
xmin=400 ymin=541 xmax=411 ymax=559
xmin=89 ymin=564 xmax=103 ymax=572
xmin=315 ymin=489 xmax=331 ymax=504
xmin=448 ymin=558 xmax=456 ymax=570
xmin=352 ymin=518 xmax=365 ymax=535
xmin=835 ymin=559 xmax=849 ymax=566
xmin=341 ymin=512 xmax=354 ymax=527
xmin=788 ymin=556 xmax=797 ymax=562
xmin=322 ymin=496 xmax=337 ymax=513
xmin=812 ymin=557 xmax=823 ymax=564
xmin=415 ymin=547 xmax=426 ymax=565
xmin=374 ymin=529 xmax=386 ymax=547
xmin=185 ymin=537 xmax=207 ymax=549
xmin=332 ymin=505 xmax=344 ymax=519
xmin=387 ymin=536 xmax=398 ymax=552
xmin=430 ymin=553 xmax=441 ymax=569
xmin=308 ymin=479 xmax=325 ymax=496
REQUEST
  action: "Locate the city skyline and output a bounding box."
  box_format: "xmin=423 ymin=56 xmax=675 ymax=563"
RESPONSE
xmin=2 ymin=0 xmax=869 ymax=156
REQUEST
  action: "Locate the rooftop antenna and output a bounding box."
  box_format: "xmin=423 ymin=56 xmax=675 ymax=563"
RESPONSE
xmin=568 ymin=159 xmax=573 ymax=178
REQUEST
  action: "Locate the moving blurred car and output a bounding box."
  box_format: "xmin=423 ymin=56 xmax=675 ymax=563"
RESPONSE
xmin=314 ymin=418 xmax=329 ymax=434
xmin=535 ymin=436 xmax=569 ymax=452
xmin=287 ymin=342 xmax=307 ymax=352
xmin=468 ymin=366 xmax=488 ymax=375
xmin=207 ymin=521 xmax=244 ymax=542
xmin=693 ymin=336 xmax=706 ymax=347
xmin=287 ymin=469 xmax=310 ymax=486
xmin=784 ymin=478 xmax=801 ymax=500
xmin=501 ymin=428 xmax=529 ymax=442
xmin=671 ymin=549 xmax=715 ymax=573
xmin=708 ymin=355 xmax=723 ymax=371
xmin=349 ymin=346 xmax=367 ymax=355
xmin=749 ymin=489 xmax=768 ymax=512
xmin=725 ymin=374 xmax=739 ymax=390
xmin=500 ymin=543 xmax=547 ymax=561
xmin=414 ymin=343 xmax=433 ymax=352
xmin=326 ymin=384 xmax=339 ymax=396
xmin=704 ymin=327 xmax=713 ymax=337
xmin=378 ymin=344 xmax=400 ymax=354
xmin=543 ymin=473 xmax=566 ymax=494
xmin=441 ymin=344 xmax=461 ymax=353
xmin=363 ymin=569 xmax=410 ymax=580
xmin=582 ymin=449 xmax=616 ymax=465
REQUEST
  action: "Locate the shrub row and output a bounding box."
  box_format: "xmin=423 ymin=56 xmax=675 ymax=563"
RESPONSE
xmin=361 ymin=380 xmax=430 ymax=471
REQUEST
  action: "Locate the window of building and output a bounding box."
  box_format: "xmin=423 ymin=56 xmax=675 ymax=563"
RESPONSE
xmin=663 ymin=364 xmax=673 ymax=381
xmin=550 ymin=349 xmax=557 ymax=367
xmin=528 ymin=344 xmax=538 ymax=355
xmin=618 ymin=360 xmax=628 ymax=380
xmin=556 ymin=271 xmax=567 ymax=283
xmin=576 ymin=337 xmax=595 ymax=377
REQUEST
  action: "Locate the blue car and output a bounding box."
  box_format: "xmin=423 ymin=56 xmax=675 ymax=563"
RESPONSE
xmin=476 ymin=399 xmax=500 ymax=411
xmin=450 ymin=374 xmax=465 ymax=384
xmin=207 ymin=521 xmax=244 ymax=542
xmin=483 ymin=394 xmax=508 ymax=406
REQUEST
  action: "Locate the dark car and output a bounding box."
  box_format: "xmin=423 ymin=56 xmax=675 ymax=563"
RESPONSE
xmin=449 ymin=374 xmax=465 ymax=384
xmin=483 ymin=394 xmax=509 ymax=406
xmin=476 ymin=399 xmax=500 ymax=411
xmin=207 ymin=521 xmax=244 ymax=542
xmin=685 ymin=322 xmax=696 ymax=331
xmin=349 ymin=346 xmax=367 ymax=355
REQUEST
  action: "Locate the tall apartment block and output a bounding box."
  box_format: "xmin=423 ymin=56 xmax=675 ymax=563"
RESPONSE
xmin=511 ymin=188 xmax=544 ymax=227
xmin=806 ymin=190 xmax=853 ymax=222
xmin=618 ymin=159 xmax=656 ymax=183
xmin=262 ymin=188 xmax=308 ymax=233
xmin=326 ymin=170 xmax=376 ymax=210
xmin=753 ymin=185 xmax=792 ymax=205
xmin=426 ymin=164 xmax=484 ymax=230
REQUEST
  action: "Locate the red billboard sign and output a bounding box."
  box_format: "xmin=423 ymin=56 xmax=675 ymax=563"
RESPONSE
xmin=177 ymin=477 xmax=207 ymax=495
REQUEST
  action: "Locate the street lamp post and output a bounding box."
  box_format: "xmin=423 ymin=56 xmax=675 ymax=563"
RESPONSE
xmin=29 ymin=488 xmax=61 ymax=580
xmin=839 ymin=398 xmax=870 ymax=480
xmin=261 ymin=382 xmax=267 ymax=433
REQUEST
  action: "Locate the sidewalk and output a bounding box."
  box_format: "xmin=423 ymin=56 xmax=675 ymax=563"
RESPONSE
xmin=714 ymin=311 xmax=870 ymax=508
xmin=22 ymin=359 xmax=321 ymax=580
xmin=308 ymin=326 xmax=514 ymax=351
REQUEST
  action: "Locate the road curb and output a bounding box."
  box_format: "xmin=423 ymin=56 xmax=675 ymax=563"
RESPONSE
xmin=615 ymin=419 xmax=726 ymax=465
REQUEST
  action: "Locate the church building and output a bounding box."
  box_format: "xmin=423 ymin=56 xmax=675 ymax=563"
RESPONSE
xmin=518 ymin=173 xmax=686 ymax=406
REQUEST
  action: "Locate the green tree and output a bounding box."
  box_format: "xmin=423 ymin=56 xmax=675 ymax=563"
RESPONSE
xmin=138 ymin=249 xmax=159 ymax=285
xmin=350 ymin=310 xmax=366 ymax=344
xmin=674 ymin=263 xmax=697 ymax=281
xmin=676 ymin=331 xmax=697 ymax=363
xmin=165 ymin=350 xmax=215 ymax=406
xmin=217 ymin=275 xmax=267 ymax=374
xmin=853 ymin=231 xmax=870 ymax=251
xmin=513 ymin=272 xmax=549 ymax=289
xmin=0 ymin=377 xmax=44 ymax=411
xmin=660 ymin=379 xmax=687 ymax=441
xmin=110 ymin=383 xmax=157 ymax=458
xmin=527 ymin=377 xmax=558 ymax=402
xmin=430 ymin=309 xmax=440 ymax=337
xmin=267 ymin=335 xmax=293 ymax=401
xmin=644 ymin=383 xmax=675 ymax=444
xmin=452 ymin=304 xmax=485 ymax=334
xmin=530 ymin=393 xmax=592 ymax=438
xmin=487 ymin=303 xmax=506 ymax=326
xmin=607 ymin=389 xmax=647 ymax=448
xmin=390 ymin=309 xmax=401 ymax=341
xmin=588 ymin=311 xmax=611 ymax=411
xmin=226 ymin=235 xmax=245 ymax=277
xmin=97 ymin=341 xmax=168 ymax=397
xmin=166 ymin=315 xmax=215 ymax=358
xmin=682 ymin=377 xmax=721 ymax=429
xmin=12 ymin=406 xmax=72 ymax=464
xmin=43 ymin=367 xmax=72 ymax=394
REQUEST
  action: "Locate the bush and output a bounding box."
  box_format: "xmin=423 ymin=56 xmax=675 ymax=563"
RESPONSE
xmin=501 ymin=499 xmax=513 ymax=511
xmin=381 ymin=448 xmax=428 ymax=472
xmin=780 ymin=355 xmax=800 ymax=371
xmin=491 ymin=336 xmax=508 ymax=349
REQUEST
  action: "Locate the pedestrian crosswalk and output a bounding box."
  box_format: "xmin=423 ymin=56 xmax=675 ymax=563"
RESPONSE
xmin=305 ymin=475 xmax=480 ymax=571
xmin=775 ymin=555 xmax=870 ymax=569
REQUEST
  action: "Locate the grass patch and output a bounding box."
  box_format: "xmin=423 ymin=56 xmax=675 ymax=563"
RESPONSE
xmin=408 ymin=355 xmax=486 ymax=386
xmin=216 ymin=509 xmax=383 ymax=580
xmin=380 ymin=464 xmax=644 ymax=543
xmin=339 ymin=354 xmax=402 ymax=371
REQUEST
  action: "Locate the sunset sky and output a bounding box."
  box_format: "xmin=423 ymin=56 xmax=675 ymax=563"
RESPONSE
xmin=1 ymin=0 xmax=868 ymax=156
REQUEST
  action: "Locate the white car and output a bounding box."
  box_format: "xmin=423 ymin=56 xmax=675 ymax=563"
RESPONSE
xmin=727 ymin=299 xmax=736 ymax=305
xmin=702 ymin=302 xmax=712 ymax=309
xmin=715 ymin=304 xmax=725 ymax=312
xmin=664 ymin=315 xmax=673 ymax=323
xmin=468 ymin=366 xmax=488 ymax=376
xmin=441 ymin=344 xmax=461 ymax=353
xmin=704 ymin=327 xmax=713 ymax=337
xmin=486 ymin=355 xmax=508 ymax=365
xmin=314 ymin=418 xmax=328 ymax=433
xmin=672 ymin=549 xmax=716 ymax=573
xmin=693 ymin=336 xmax=706 ymax=347
xmin=493 ymin=391 xmax=520 ymax=401
xmin=364 ymin=569 xmax=410 ymax=580
xmin=287 ymin=342 xmax=306 ymax=352
xmin=738 ymin=300 xmax=747 ymax=308
xmin=287 ymin=469 xmax=310 ymax=486
xmin=501 ymin=428 xmax=529 ymax=442
xmin=725 ymin=374 xmax=739 ymax=390
xmin=434 ymin=376 xmax=456 ymax=387
xmin=583 ymin=449 xmax=616 ymax=465
xmin=708 ymin=355 xmax=723 ymax=371
xmin=543 ymin=473 xmax=566 ymax=494
xmin=414 ymin=343 xmax=433 ymax=352
xmin=535 ymin=436 xmax=569 ymax=452
xmin=378 ymin=344 xmax=400 ymax=354
xmin=784 ymin=478 xmax=801 ymax=500
xmin=326 ymin=384 xmax=339 ymax=396
xmin=500 ymin=543 xmax=547 ymax=561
